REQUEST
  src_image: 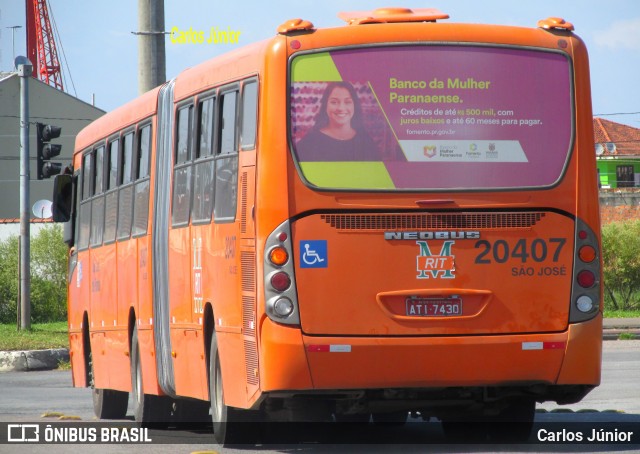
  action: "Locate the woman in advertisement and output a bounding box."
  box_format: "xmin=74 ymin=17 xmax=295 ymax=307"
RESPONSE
xmin=296 ymin=81 xmax=379 ymax=161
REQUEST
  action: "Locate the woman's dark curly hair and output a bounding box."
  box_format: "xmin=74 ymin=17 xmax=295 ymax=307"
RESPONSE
xmin=312 ymin=81 xmax=365 ymax=132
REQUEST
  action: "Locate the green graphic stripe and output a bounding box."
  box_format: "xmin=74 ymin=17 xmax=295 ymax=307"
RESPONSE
xmin=300 ymin=162 xmax=396 ymax=189
xmin=292 ymin=52 xmax=342 ymax=82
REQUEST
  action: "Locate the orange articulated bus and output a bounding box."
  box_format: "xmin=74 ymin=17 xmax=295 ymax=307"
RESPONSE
xmin=52 ymin=7 xmax=602 ymax=444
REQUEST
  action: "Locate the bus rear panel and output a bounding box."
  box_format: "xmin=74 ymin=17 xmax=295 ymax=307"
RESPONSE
xmin=258 ymin=14 xmax=601 ymax=421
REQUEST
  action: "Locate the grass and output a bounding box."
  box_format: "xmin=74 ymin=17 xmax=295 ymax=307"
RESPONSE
xmin=604 ymin=309 xmax=640 ymax=318
xmin=0 ymin=321 xmax=68 ymax=351
xmin=618 ymin=333 xmax=637 ymax=340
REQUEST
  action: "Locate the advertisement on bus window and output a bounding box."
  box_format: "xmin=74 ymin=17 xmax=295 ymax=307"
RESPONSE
xmin=290 ymin=45 xmax=573 ymax=190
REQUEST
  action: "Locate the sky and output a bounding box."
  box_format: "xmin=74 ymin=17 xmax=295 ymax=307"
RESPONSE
xmin=0 ymin=0 xmax=639 ymax=127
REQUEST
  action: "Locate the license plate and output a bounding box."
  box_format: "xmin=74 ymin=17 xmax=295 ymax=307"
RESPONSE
xmin=405 ymin=297 xmax=462 ymax=317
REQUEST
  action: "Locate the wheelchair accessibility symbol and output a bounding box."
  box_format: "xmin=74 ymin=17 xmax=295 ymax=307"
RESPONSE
xmin=300 ymin=240 xmax=328 ymax=268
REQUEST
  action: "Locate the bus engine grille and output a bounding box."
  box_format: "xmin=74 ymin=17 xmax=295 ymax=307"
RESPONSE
xmin=320 ymin=212 xmax=546 ymax=231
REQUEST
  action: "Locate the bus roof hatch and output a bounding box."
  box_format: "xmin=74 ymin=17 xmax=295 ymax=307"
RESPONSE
xmin=537 ymin=17 xmax=574 ymax=31
xmin=277 ymin=18 xmax=315 ymax=34
xmin=338 ymin=7 xmax=449 ymax=25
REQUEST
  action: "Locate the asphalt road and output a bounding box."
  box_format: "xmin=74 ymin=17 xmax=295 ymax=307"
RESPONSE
xmin=0 ymin=340 xmax=638 ymax=453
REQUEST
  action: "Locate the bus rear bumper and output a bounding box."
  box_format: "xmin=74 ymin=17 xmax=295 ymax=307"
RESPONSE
xmin=260 ymin=315 xmax=602 ymax=397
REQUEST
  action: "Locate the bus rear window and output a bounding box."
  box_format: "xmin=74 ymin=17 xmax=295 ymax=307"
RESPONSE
xmin=289 ymin=45 xmax=572 ymax=191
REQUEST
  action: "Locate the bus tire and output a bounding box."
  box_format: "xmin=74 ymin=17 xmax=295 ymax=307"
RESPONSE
xmin=130 ymin=326 xmax=172 ymax=427
xmin=209 ymin=333 xmax=253 ymax=445
xmin=90 ymin=351 xmax=128 ymax=419
xmin=93 ymin=388 xmax=129 ymax=419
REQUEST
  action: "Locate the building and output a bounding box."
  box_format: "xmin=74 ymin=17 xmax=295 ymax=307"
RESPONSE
xmin=594 ymin=118 xmax=640 ymax=223
xmin=0 ymin=72 xmax=104 ymax=220
xmin=594 ymin=117 xmax=640 ymax=189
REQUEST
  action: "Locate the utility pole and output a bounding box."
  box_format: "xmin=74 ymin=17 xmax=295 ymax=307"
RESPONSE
xmin=137 ymin=0 xmax=166 ymax=94
xmin=16 ymin=56 xmax=33 ymax=331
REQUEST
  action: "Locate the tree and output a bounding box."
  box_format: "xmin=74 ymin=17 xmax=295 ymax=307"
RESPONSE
xmin=602 ymin=220 xmax=640 ymax=311
xmin=0 ymin=225 xmax=68 ymax=323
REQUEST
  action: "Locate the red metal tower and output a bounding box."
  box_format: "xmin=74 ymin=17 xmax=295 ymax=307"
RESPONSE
xmin=25 ymin=0 xmax=64 ymax=91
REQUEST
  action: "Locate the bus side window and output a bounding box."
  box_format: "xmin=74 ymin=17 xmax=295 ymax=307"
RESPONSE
xmin=193 ymin=96 xmax=216 ymax=224
xmin=78 ymin=151 xmax=93 ymax=251
xmin=90 ymin=145 xmax=105 ymax=247
xmin=104 ymin=137 xmax=120 ymax=244
xmin=133 ymin=123 xmax=152 ymax=236
xmin=240 ymin=80 xmax=258 ymax=150
xmin=117 ymin=131 xmax=135 ymax=240
xmin=172 ymin=104 xmax=194 ymax=227
xmin=214 ymin=88 xmax=239 ymax=222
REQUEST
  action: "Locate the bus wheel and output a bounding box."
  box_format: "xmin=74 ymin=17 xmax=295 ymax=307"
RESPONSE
xmin=130 ymin=326 xmax=172 ymax=427
xmin=209 ymin=333 xmax=254 ymax=445
xmin=90 ymin=351 xmax=128 ymax=419
xmin=93 ymin=388 xmax=129 ymax=419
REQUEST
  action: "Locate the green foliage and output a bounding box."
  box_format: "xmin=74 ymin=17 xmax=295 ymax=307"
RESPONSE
xmin=0 ymin=321 xmax=68 ymax=351
xmin=602 ymin=220 xmax=640 ymax=312
xmin=0 ymin=225 xmax=68 ymax=324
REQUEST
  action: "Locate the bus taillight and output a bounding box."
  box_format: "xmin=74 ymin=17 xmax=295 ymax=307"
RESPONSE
xmin=578 ymin=245 xmax=596 ymax=263
xmin=269 ymin=246 xmax=289 ymax=266
xmin=264 ymin=221 xmax=300 ymax=326
xmin=569 ymin=219 xmax=601 ymax=322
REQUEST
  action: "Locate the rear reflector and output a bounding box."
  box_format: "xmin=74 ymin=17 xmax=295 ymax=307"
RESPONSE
xmin=271 ymin=271 xmax=292 ymax=292
xmin=307 ymin=345 xmax=352 ymax=353
xmin=522 ymin=341 xmax=566 ymax=350
xmin=577 ymin=270 xmax=596 ymax=288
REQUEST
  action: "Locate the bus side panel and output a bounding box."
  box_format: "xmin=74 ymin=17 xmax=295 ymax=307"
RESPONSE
xmin=210 ymin=225 xmax=250 ymax=408
xmin=68 ymin=331 xmax=85 ymax=387
xmin=68 ymin=252 xmax=89 ymax=387
xmin=206 ymin=164 xmax=260 ymax=408
xmin=216 ymin=330 xmax=247 ymax=407
xmin=96 ymin=242 xmax=130 ymax=392
xmin=103 ymin=329 xmax=131 ymax=392
xmin=117 ymin=240 xmax=138 ymax=327
xmin=172 ymin=328 xmax=208 ymax=400
xmin=168 ymin=223 xmax=193 ymax=397
xmin=89 ymin=246 xmax=110 ymax=389
xmin=90 ymin=331 xmax=108 ymax=388
xmin=136 ymin=209 xmax=154 ymax=337
xmin=138 ymin=327 xmax=163 ymax=394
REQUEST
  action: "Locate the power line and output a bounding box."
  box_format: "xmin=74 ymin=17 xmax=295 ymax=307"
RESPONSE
xmin=48 ymin=0 xmax=77 ymax=97
xmin=0 ymin=115 xmax=98 ymax=122
xmin=594 ymin=112 xmax=640 ymax=117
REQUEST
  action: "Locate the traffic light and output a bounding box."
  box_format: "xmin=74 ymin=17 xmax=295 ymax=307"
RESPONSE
xmin=36 ymin=123 xmax=63 ymax=180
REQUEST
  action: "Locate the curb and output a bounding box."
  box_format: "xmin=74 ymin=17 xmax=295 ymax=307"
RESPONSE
xmin=602 ymin=329 xmax=640 ymax=341
xmin=0 ymin=348 xmax=69 ymax=373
